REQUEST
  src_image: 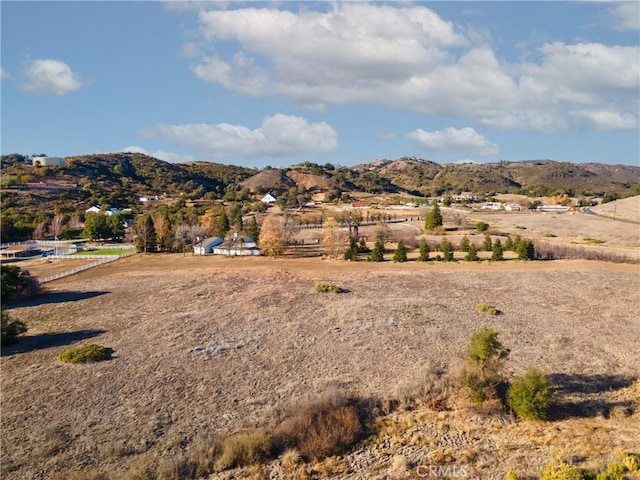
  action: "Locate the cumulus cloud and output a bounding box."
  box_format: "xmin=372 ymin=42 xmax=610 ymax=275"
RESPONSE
xmin=185 ymin=4 xmax=638 ymax=132
xmin=140 ymin=114 xmax=338 ymax=159
xmin=407 ymin=127 xmax=500 ymax=157
xmin=121 ymin=146 xmax=196 ymax=163
xmin=21 ymin=59 xmax=85 ymax=95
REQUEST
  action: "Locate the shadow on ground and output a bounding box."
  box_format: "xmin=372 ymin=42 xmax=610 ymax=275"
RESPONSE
xmin=1 ymin=329 xmax=107 ymax=356
xmin=548 ymin=373 xmax=637 ymax=420
xmin=12 ymin=291 xmax=110 ymax=307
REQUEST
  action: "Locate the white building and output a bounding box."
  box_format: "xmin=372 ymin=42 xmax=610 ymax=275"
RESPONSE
xmin=261 ymin=193 xmax=277 ymax=204
xmin=32 ymin=156 xmax=66 ymax=167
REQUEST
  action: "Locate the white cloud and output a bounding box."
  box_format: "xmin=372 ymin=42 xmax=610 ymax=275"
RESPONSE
xmin=407 ymin=127 xmax=500 ymax=157
xmin=121 ymin=146 xmax=196 ymax=163
xmin=0 ymin=68 xmax=9 ymax=80
xmin=140 ymin=114 xmax=338 ymax=159
xmin=21 ymin=59 xmax=85 ymax=96
xmin=185 ymin=4 xmax=639 ymax=133
xmin=609 ymin=2 xmax=640 ymax=31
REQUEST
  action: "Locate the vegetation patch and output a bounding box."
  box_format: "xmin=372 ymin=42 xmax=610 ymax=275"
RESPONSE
xmin=507 ymin=369 xmax=553 ymax=420
xmin=316 ymin=283 xmax=344 ymax=294
xmin=1 ymin=308 xmax=27 ymax=346
xmin=216 ymin=428 xmax=272 ymax=470
xmin=584 ymin=237 xmax=606 ymax=244
xmin=462 ymin=328 xmax=510 ymax=404
xmin=476 ymin=303 xmax=499 ymax=315
xmin=60 ymin=344 xmax=109 ymax=364
xmin=74 ymin=248 xmax=134 ymax=256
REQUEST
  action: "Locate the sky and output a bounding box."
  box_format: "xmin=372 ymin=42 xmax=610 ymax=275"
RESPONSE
xmin=1 ymin=1 xmax=639 ymax=168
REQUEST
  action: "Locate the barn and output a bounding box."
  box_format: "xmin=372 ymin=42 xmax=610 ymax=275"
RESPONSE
xmin=193 ymin=237 xmax=224 ymax=255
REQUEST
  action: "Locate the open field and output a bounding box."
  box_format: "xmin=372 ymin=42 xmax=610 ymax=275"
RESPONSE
xmin=2 ymin=254 xmax=639 ymax=479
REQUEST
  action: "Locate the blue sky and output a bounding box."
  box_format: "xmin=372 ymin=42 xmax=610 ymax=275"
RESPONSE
xmin=1 ymin=1 xmax=639 ymax=168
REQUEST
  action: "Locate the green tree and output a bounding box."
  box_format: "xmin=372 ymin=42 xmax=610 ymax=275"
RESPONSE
xmin=344 ymin=237 xmax=358 ymax=261
xmin=370 ymin=238 xmax=385 ymax=262
xmin=507 ymin=369 xmax=553 ymax=420
xmin=504 ymin=235 xmax=514 ymax=251
xmin=417 ymin=238 xmax=430 ymax=262
xmin=247 ymin=216 xmax=260 ymax=242
xmin=462 ymin=328 xmax=510 ymax=404
xmin=1 ymin=265 xmax=33 ymax=302
xmin=460 ymin=235 xmax=470 ymax=252
xmin=1 ymin=308 xmax=27 ymax=346
xmin=492 ymin=238 xmax=504 ymax=261
xmin=135 ymin=215 xmax=157 ymax=253
xmin=424 ymin=200 xmax=443 ymax=230
xmin=83 ymin=213 xmax=110 ymax=241
xmin=465 ymin=243 xmax=479 ymax=261
xmin=440 ymin=238 xmax=454 ymax=262
xmin=476 ymin=221 xmax=489 ymax=233
xmin=482 ymin=233 xmax=493 ymax=251
xmin=392 ymin=240 xmax=408 ymax=262
xmin=219 ymin=209 xmax=230 ymax=238
xmin=357 ymin=237 xmax=369 ymax=253
xmin=516 ymin=239 xmax=535 ymax=260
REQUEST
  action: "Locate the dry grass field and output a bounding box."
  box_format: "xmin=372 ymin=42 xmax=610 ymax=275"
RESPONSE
xmin=2 ymin=253 xmax=639 ymax=479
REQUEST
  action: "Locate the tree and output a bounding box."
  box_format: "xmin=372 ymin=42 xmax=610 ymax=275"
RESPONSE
xmin=1 ymin=308 xmax=27 ymax=346
xmin=258 ymin=215 xmax=286 ymax=257
xmin=106 ymin=214 xmax=125 ymax=242
xmin=1 ymin=265 xmax=37 ymax=302
xmin=32 ymin=221 xmax=48 ymax=240
xmin=424 ymin=200 xmax=443 ymax=230
xmin=482 ymin=234 xmax=493 ymax=252
xmin=392 ymin=240 xmax=408 ymax=262
xmin=247 ymin=216 xmax=260 ymax=242
xmin=516 ymin=239 xmax=535 ymax=260
xmin=200 ymin=209 xmax=219 ymax=237
xmin=322 ymin=217 xmax=346 ymax=259
xmin=135 ymin=215 xmax=157 ymax=253
xmin=462 ymin=328 xmax=510 ymax=404
xmin=154 ymin=213 xmax=174 ymax=252
xmin=370 ymin=238 xmax=385 ymax=262
xmin=344 ymin=237 xmax=358 ymax=261
xmin=219 ymin=209 xmax=230 ymax=238
xmin=491 ymin=239 xmax=504 ymax=261
xmin=440 ymin=238 xmax=454 ymax=262
xmin=49 ymin=215 xmax=66 ymax=240
xmin=417 ymin=238 xmax=430 ymax=262
xmin=460 ymin=235 xmax=470 ymax=252
xmin=83 ymin=213 xmax=110 ymax=241
xmin=465 ymin=243 xmax=479 ymax=261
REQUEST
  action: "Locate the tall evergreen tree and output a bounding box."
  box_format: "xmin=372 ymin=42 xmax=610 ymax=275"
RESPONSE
xmin=492 ymin=238 xmax=504 ymax=261
xmin=440 ymin=238 xmax=454 ymax=262
xmin=218 ymin=209 xmax=230 ymax=238
xmin=135 ymin=215 xmax=157 ymax=253
xmin=247 ymin=216 xmax=260 ymax=242
xmin=417 ymin=238 xmax=430 ymax=262
xmin=483 ymin=233 xmax=493 ymax=251
xmin=424 ymin=200 xmax=443 ymax=230
xmin=370 ymin=238 xmax=385 ymax=262
xmin=393 ymin=240 xmax=408 ymax=262
xmin=465 ymin=243 xmax=479 ymax=261
xmin=460 ymin=235 xmax=470 ymax=252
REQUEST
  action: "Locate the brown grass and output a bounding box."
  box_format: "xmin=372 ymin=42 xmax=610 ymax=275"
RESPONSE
xmin=1 ymin=254 xmax=639 ymax=478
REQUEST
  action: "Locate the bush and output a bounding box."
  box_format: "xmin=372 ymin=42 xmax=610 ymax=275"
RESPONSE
xmin=216 ymin=429 xmax=272 ymax=470
xmin=507 ymin=369 xmax=553 ymax=420
xmin=1 ymin=265 xmax=41 ymax=303
xmin=476 ymin=221 xmax=489 ymax=233
xmin=273 ymin=391 xmax=365 ymax=461
xmin=60 ymin=344 xmax=108 ymax=364
xmin=1 ymin=308 xmax=27 ymax=346
xmin=539 ymin=460 xmax=595 ymax=480
xmin=516 ymin=238 xmax=535 ymax=260
xmin=316 ymin=283 xmax=343 ymax=294
xmin=462 ymin=328 xmax=510 ymax=404
xmin=476 ymin=303 xmax=499 ymax=315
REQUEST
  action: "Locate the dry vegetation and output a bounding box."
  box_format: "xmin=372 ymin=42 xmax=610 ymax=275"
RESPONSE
xmin=2 ymin=252 xmax=639 ymax=479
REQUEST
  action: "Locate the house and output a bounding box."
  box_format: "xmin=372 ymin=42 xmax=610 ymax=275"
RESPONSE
xmin=261 ymin=193 xmax=277 ymax=204
xmin=193 ymin=236 xmax=261 ymax=256
xmin=139 ymin=195 xmax=162 ymax=202
xmin=193 ymin=237 xmax=224 ymax=255
xmin=352 ymin=201 xmax=372 ymax=209
xmin=0 ymin=245 xmax=43 ymax=259
xmin=481 ymin=202 xmax=503 ymax=210
xmin=85 ymin=205 xmax=102 ymax=214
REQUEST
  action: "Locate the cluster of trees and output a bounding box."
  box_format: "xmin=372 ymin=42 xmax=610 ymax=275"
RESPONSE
xmin=1 ymin=266 xmax=41 ymax=346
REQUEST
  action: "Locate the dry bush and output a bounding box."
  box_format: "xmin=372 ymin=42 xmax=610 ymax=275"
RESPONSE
xmin=185 ymin=432 xmax=221 ymax=477
xmin=273 ymin=390 xmax=366 ymax=461
xmin=534 ymin=241 xmax=639 ymax=264
xmin=394 ymin=364 xmax=453 ymax=411
xmin=281 ymin=448 xmax=302 ymax=472
xmin=389 ymin=229 xmax=419 ymax=249
xmin=216 ymin=428 xmax=272 ymax=470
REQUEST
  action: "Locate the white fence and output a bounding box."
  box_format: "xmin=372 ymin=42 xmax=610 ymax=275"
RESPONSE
xmin=38 ymin=252 xmax=136 ymax=284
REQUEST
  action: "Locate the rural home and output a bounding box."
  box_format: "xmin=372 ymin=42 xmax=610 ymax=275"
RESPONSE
xmin=139 ymin=195 xmax=162 ymax=202
xmin=193 ymin=236 xmax=261 ymax=256
xmin=261 ymin=193 xmax=277 ymax=204
xmin=0 ymin=244 xmax=43 ymax=259
xmin=352 ymin=201 xmax=372 ymax=209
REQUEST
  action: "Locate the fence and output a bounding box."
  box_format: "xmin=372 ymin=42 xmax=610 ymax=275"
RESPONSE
xmin=38 ymin=251 xmax=136 ymax=284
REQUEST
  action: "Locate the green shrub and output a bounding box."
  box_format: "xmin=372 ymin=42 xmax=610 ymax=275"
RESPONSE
xmin=476 ymin=221 xmax=489 ymax=233
xmin=216 ymin=428 xmax=271 ymax=470
xmin=1 ymin=265 xmax=41 ymax=303
xmin=617 ymin=451 xmax=639 ymax=472
xmin=316 ymin=283 xmax=343 ymax=294
xmin=476 ymin=303 xmax=499 ymax=315
xmin=1 ymin=308 xmax=27 ymax=346
xmin=507 ymin=369 xmax=553 ymax=420
xmin=462 ymin=328 xmax=510 ymax=404
xmin=539 ymin=461 xmax=594 ymax=480
xmin=516 ymin=239 xmax=535 ymax=260
xmin=60 ymin=344 xmax=108 ymax=364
